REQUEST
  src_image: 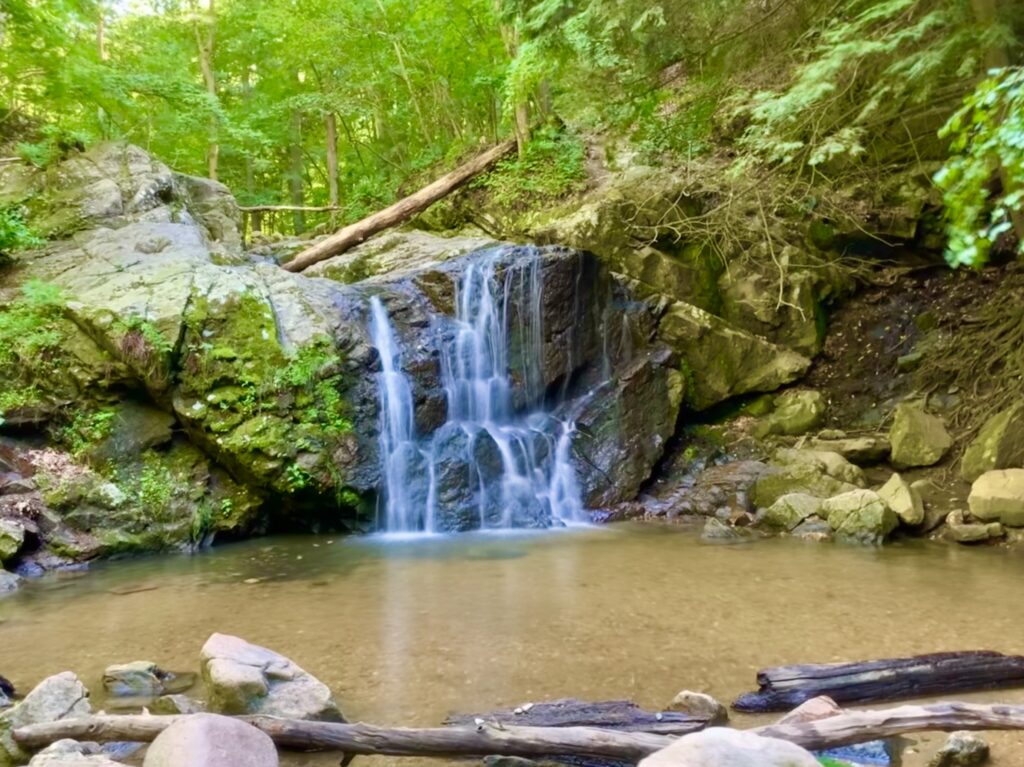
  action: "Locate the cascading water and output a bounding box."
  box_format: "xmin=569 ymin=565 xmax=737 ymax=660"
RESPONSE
xmin=369 ymin=249 xmax=585 ymax=535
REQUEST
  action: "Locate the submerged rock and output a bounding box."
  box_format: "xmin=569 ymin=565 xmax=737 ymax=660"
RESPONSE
xmin=928 ymin=731 xmax=990 ymax=767
xmin=889 ymin=403 xmax=952 ymax=469
xmin=961 ymin=402 xmax=1024 ymax=482
xmin=142 ymin=713 xmax=278 ymax=767
xmin=638 ymin=727 xmax=820 ymax=767
xmin=102 ymin=661 xmax=188 ymax=698
xmin=27 ymin=740 xmax=124 ymax=767
xmin=822 ymin=489 xmax=898 ymax=544
xmin=968 ymin=469 xmax=1024 ymax=527
xmin=150 ymin=694 xmax=205 ymax=715
xmin=0 ymin=672 xmax=91 ymax=766
xmin=200 ymin=633 xmax=342 ymax=722
xmin=665 ymin=691 xmax=728 ymax=725
xmin=877 ymin=473 xmax=924 ymax=526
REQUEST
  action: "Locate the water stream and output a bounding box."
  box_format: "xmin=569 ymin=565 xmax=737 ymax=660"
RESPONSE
xmin=4 ymin=528 xmax=1024 ymax=766
xmin=370 ymin=250 xmax=584 ymax=534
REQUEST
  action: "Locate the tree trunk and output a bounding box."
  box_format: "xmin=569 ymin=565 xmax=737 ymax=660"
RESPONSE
xmin=325 ymin=112 xmax=340 ymax=227
xmin=289 ymin=109 xmax=306 ymax=235
xmin=96 ymin=0 xmax=107 ymax=61
xmin=733 ymin=651 xmax=1024 ymax=712
xmin=283 ymin=138 xmax=516 ymax=272
xmin=192 ymin=0 xmax=218 ymax=181
xmin=446 ymin=699 xmax=706 ymax=735
xmin=496 ymin=3 xmax=530 ymax=156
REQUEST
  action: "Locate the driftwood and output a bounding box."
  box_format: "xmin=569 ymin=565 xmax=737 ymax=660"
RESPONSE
xmin=734 ymin=651 xmax=1024 ymax=712
xmin=283 ymin=139 xmax=516 ymax=273
xmin=446 ymin=698 xmax=707 ymax=735
xmin=18 ymin=702 xmax=1024 ymax=758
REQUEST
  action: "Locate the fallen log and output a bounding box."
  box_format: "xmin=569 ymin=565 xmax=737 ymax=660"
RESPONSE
xmin=446 ymin=698 xmax=707 ymax=735
xmin=282 ymin=139 xmax=516 ymax=273
xmin=240 ymin=205 xmax=343 ymax=212
xmin=734 ymin=651 xmax=1024 ymax=712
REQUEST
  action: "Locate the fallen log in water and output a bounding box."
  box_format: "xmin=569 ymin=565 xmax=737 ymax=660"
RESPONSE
xmin=734 ymin=651 xmax=1024 ymax=712
xmin=16 ymin=703 xmax=1024 ymax=758
xmin=445 ymin=698 xmax=707 ymax=735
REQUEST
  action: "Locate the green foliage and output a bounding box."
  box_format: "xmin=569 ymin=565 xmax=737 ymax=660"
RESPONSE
xmin=935 ymin=66 xmax=1024 ymax=267
xmin=277 ymin=341 xmax=353 ymax=435
xmin=0 ymin=207 xmax=44 ymax=263
xmin=472 ymin=127 xmax=586 ymax=210
xmin=57 ymin=407 xmax=116 ymax=457
xmin=137 ymin=452 xmax=175 ymax=516
xmin=0 ymin=280 xmax=66 ymax=415
xmin=285 ymin=464 xmax=310 ymax=492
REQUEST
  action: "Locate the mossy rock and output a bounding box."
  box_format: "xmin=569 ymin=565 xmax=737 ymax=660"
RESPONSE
xmin=961 ymin=402 xmax=1024 ymax=483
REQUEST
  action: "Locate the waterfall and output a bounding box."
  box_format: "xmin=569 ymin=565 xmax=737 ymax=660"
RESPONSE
xmin=369 ymin=249 xmax=585 ymax=534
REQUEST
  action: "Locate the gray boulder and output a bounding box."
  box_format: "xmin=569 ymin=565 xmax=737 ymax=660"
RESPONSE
xmin=961 ymin=402 xmax=1024 ymax=482
xmin=0 ymin=672 xmax=91 ymax=766
xmin=822 ymin=489 xmax=898 ymax=544
xmin=751 ymin=453 xmax=861 ymax=509
xmin=638 ymin=727 xmax=819 ymax=767
xmin=200 ymin=634 xmax=342 ymax=722
xmin=808 ymin=435 xmax=890 ymax=465
xmin=889 ymin=403 xmax=952 ymax=469
xmin=772 ymin=449 xmax=865 ymax=486
xmin=150 ymin=695 xmax=205 ymax=716
xmin=755 ymin=390 xmax=826 ymax=437
xmin=877 ymin=473 xmax=924 ymax=526
xmin=102 ymin=662 xmax=168 ymax=697
xmin=27 ymin=740 xmax=124 ymax=767
xmin=968 ymin=469 xmax=1024 ymax=527
xmin=928 ymin=731 xmax=989 ymax=767
xmin=757 ymin=493 xmax=824 ymax=532
xmin=142 ymin=713 xmax=278 ymax=767
xmin=944 ymin=510 xmax=1002 ymax=543
xmin=665 ymin=691 xmax=728 ymax=725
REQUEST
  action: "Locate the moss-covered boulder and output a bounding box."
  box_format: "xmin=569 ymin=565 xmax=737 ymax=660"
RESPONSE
xmin=757 ymin=493 xmax=824 ymax=532
xmin=877 ymin=472 xmax=924 ymax=526
xmin=960 ymin=402 xmax=1024 ymax=483
xmin=822 ymin=489 xmax=898 ymax=544
xmin=755 ymin=389 xmax=826 ymax=437
xmin=889 ymin=403 xmax=952 ymax=469
xmin=751 ymin=462 xmax=859 ymax=509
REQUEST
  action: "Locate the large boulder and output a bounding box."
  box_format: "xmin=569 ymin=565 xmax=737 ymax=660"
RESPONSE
xmin=822 ymin=489 xmax=899 ymax=544
xmin=199 ymin=634 xmax=343 ymax=722
xmin=757 ymin=493 xmax=824 ymax=532
xmin=142 ymin=713 xmax=278 ymax=767
xmin=638 ymin=727 xmax=820 ymax=767
xmin=877 ymin=472 xmax=924 ymax=526
xmin=751 ymin=451 xmax=861 ymax=509
xmin=754 ymin=390 xmax=826 ymax=437
xmin=656 ymin=301 xmax=811 ymax=410
xmin=961 ymin=402 xmax=1024 ymax=482
xmin=889 ymin=403 xmax=952 ymax=469
xmin=808 ymin=435 xmax=890 ymax=465
xmin=968 ymin=469 xmax=1024 ymax=527
xmin=27 ymin=740 xmax=125 ymax=767
xmin=0 ymin=520 xmax=25 ymax=564
xmin=944 ymin=510 xmax=1002 ymax=543
xmin=0 ymin=672 xmax=91 ymax=766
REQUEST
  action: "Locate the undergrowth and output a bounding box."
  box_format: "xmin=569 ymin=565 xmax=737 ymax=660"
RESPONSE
xmin=472 ymin=126 xmax=586 ymax=210
xmin=0 ymin=281 xmax=67 ymax=418
xmin=0 ymin=206 xmax=44 ymax=264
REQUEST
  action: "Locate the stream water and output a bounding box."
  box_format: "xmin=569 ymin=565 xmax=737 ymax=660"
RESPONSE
xmin=4 ymin=526 xmax=1024 ymax=765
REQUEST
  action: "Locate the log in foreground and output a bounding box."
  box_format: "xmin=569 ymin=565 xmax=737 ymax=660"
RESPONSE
xmin=446 ymin=698 xmax=707 ymax=735
xmin=283 ymin=139 xmax=516 ymax=273
xmin=17 ymin=703 xmax=1024 ymax=758
xmin=734 ymin=651 xmax=1024 ymax=712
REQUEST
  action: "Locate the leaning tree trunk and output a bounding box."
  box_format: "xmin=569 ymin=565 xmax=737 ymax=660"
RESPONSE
xmin=325 ymin=112 xmax=340 ymax=227
xmin=282 ymin=138 xmax=516 ymax=272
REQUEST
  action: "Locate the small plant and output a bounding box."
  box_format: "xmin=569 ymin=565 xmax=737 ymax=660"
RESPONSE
xmin=285 ymin=464 xmax=310 ymax=492
xmin=0 ymin=280 xmax=67 ymax=415
xmin=0 ymin=207 xmax=43 ymax=263
xmin=58 ymin=408 xmax=116 ymax=456
xmin=191 ymin=501 xmax=214 ymax=544
xmin=137 ymin=454 xmax=175 ymax=517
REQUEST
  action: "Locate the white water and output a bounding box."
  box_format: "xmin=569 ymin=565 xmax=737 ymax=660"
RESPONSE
xmin=369 ymin=250 xmax=585 ymax=534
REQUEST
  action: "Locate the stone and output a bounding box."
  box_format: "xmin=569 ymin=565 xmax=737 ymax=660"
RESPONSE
xmin=102 ymin=661 xmax=168 ymax=697
xmin=928 ymin=731 xmax=990 ymax=767
xmin=808 ymin=436 xmax=891 ymax=465
xmin=758 ymin=493 xmax=824 ymax=532
xmin=0 ymin=677 xmax=13 ymax=709
xmin=889 ymin=403 xmax=953 ymax=469
xmin=638 ymin=727 xmax=820 ymax=767
xmin=700 ymin=518 xmax=754 ymax=543
xmin=0 ymin=672 xmax=91 ymax=766
xmin=961 ymin=402 xmax=1024 ymax=482
xmin=0 ymin=520 xmax=25 ymax=564
xmin=877 ymin=473 xmax=924 ymax=526
xmin=790 ymin=518 xmax=833 ymax=541
xmin=142 ymin=713 xmax=278 ymax=767
xmin=656 ymin=301 xmax=812 ymax=411
xmin=27 ymin=740 xmax=123 ymax=767
xmin=150 ymin=695 xmax=205 ymax=715
xmin=968 ymin=469 xmax=1024 ymax=527
xmin=772 ymin=449 xmax=866 ymax=487
xmin=751 ymin=460 xmax=860 ymax=509
xmin=755 ymin=390 xmax=827 ymax=437
xmin=0 ymin=474 xmax=36 ymax=495
xmin=200 ymin=633 xmax=343 ymax=721
xmin=822 ymin=489 xmax=898 ymax=544
xmin=0 ymin=570 xmax=20 ymax=595
xmin=665 ymin=691 xmax=728 ymax=725
xmin=945 ymin=510 xmax=1003 ymax=543
xmin=776 ymin=695 xmax=842 ymax=725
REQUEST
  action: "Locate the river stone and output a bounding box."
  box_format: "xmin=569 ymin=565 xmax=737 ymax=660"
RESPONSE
xmin=944 ymin=510 xmax=1002 ymax=543
xmin=0 ymin=520 xmax=25 ymax=564
xmin=638 ymin=727 xmax=820 ymax=767
xmin=27 ymin=740 xmax=124 ymax=767
xmin=151 ymin=695 xmax=205 ymax=715
xmin=700 ymin=517 xmax=754 ymax=543
xmin=200 ymin=633 xmax=343 ymax=722
xmin=755 ymin=390 xmax=826 ymax=437
xmin=0 ymin=672 xmax=91 ymax=766
xmin=928 ymin=731 xmax=990 ymax=767
xmin=877 ymin=473 xmax=924 ymax=526
xmin=822 ymin=489 xmax=898 ymax=544
xmin=968 ymin=469 xmax=1024 ymax=527
xmin=889 ymin=403 xmax=952 ymax=469
xmin=773 ymin=449 xmax=865 ymax=487
xmin=0 ymin=569 xmax=19 ymax=596
xmin=751 ymin=461 xmax=859 ymax=509
xmin=757 ymin=493 xmax=824 ymax=532
xmin=808 ymin=435 xmax=891 ymax=465
xmin=665 ymin=691 xmax=728 ymax=725
xmin=102 ymin=661 xmax=167 ymax=697
xmin=776 ymin=695 xmax=842 ymax=724
xmin=961 ymin=402 xmax=1024 ymax=482
xmin=142 ymin=713 xmax=278 ymax=767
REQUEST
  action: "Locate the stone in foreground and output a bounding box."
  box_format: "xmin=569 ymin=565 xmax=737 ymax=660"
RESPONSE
xmin=665 ymin=691 xmax=728 ymax=725
xmin=200 ymin=633 xmax=343 ymax=721
xmin=27 ymin=740 xmax=124 ymax=766
xmin=822 ymin=489 xmax=898 ymax=544
xmin=757 ymin=493 xmax=824 ymax=532
xmin=945 ymin=510 xmax=1002 ymax=543
xmin=142 ymin=713 xmax=278 ymax=767
xmin=889 ymin=403 xmax=952 ymax=469
xmin=102 ymin=661 xmax=167 ymax=697
xmin=928 ymin=731 xmax=989 ymax=767
xmin=877 ymin=473 xmax=924 ymax=526
xmin=0 ymin=672 xmax=91 ymax=766
xmin=638 ymin=727 xmax=820 ymax=767
xmin=968 ymin=469 xmax=1024 ymax=527
xmin=960 ymin=401 xmax=1024 ymax=482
